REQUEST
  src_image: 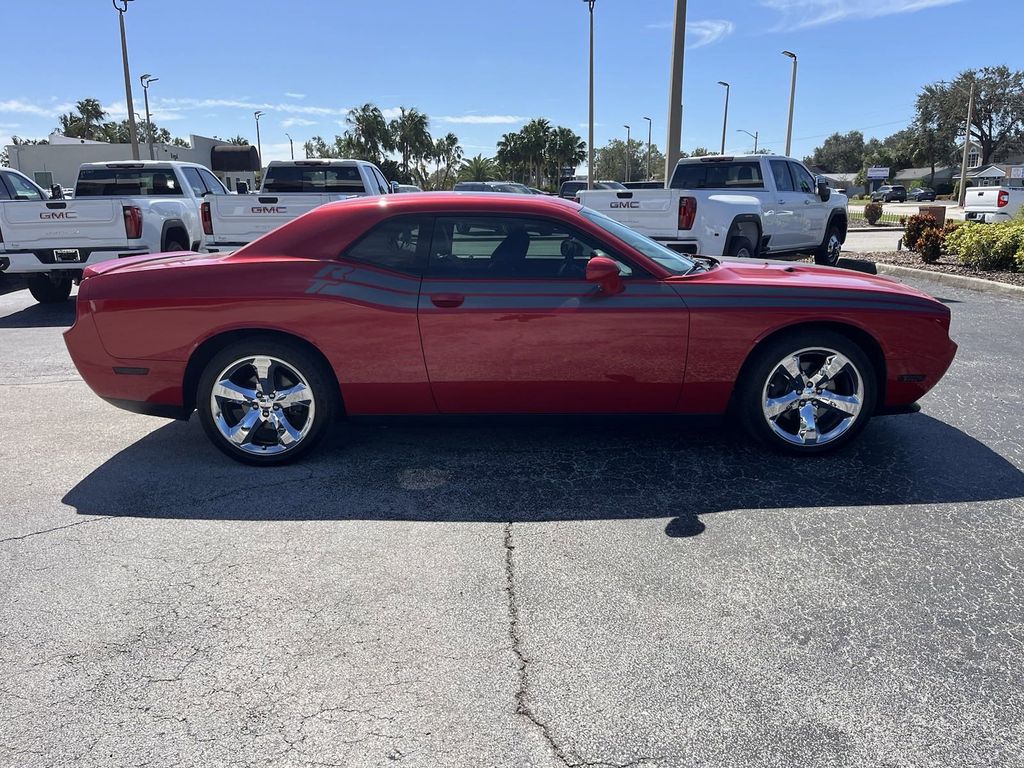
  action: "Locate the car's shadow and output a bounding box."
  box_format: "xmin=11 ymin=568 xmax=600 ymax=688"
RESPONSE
xmin=63 ymin=413 xmax=1023 ymax=538
xmin=0 ymin=299 xmax=76 ymax=328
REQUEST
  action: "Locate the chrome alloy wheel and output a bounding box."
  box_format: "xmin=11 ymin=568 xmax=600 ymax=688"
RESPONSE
xmin=210 ymin=355 xmax=316 ymax=456
xmin=761 ymin=347 xmax=864 ymax=447
xmin=824 ymin=232 xmax=842 ymax=264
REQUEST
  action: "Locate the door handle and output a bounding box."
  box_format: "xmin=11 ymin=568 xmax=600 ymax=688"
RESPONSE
xmin=430 ymin=293 xmax=464 ymax=308
xmin=804 ymin=199 xmax=812 ymax=205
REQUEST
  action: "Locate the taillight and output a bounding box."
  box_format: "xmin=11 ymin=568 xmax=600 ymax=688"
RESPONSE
xmin=122 ymin=205 xmax=142 ymax=239
xmin=678 ymin=196 xmax=696 ymax=230
xmin=201 ymin=201 xmax=213 ymax=235
xmin=998 ymin=190 xmax=1009 ymax=208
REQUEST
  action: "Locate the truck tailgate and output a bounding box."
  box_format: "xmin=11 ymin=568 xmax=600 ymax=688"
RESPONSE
xmin=0 ymin=199 xmax=129 ymax=250
xmin=577 ymin=189 xmax=681 ymax=239
xmin=205 ymin=193 xmax=349 ymax=246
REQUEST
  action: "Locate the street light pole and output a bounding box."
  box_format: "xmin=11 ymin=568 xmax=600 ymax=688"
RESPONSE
xmin=254 ymin=110 xmax=264 ymax=168
xmin=664 ymin=0 xmax=687 ymax=181
xmin=737 ymin=129 xmax=758 ymax=153
xmin=717 ymin=81 xmax=730 ymax=155
xmin=584 ymin=0 xmax=596 ymax=190
xmin=140 ymin=74 xmax=158 ymax=160
xmin=285 ymin=132 xmax=294 ymax=160
xmin=958 ymin=80 xmax=976 ymax=209
xmin=113 ymin=0 xmax=140 ymax=160
xmin=623 ymin=125 xmax=631 ymax=182
xmin=643 ymin=116 xmax=652 ymax=180
xmin=782 ymin=50 xmax=797 ymax=157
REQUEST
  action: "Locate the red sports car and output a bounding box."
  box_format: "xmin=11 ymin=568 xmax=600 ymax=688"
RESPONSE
xmin=64 ymin=193 xmax=956 ymax=465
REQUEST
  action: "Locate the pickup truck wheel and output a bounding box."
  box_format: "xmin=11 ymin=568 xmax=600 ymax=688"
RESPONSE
xmin=814 ymin=224 xmax=843 ymax=266
xmin=197 ymin=338 xmax=338 ymax=466
xmin=736 ymin=329 xmax=876 ymax=455
xmin=162 ymin=239 xmax=187 ymax=253
xmin=728 ymin=236 xmax=756 ymax=259
xmin=27 ymin=274 xmax=73 ymax=304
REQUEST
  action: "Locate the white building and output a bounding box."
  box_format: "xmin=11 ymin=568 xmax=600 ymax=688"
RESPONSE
xmin=5 ymin=133 xmax=259 ymax=192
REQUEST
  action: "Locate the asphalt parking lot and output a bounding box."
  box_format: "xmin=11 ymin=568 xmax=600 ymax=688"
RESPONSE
xmin=1 ymin=275 xmax=1022 ymax=768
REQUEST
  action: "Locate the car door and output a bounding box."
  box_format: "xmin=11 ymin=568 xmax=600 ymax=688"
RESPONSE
xmin=789 ymin=161 xmax=827 ymax=249
xmin=767 ymin=160 xmax=801 ymax=250
xmin=417 ymin=213 xmax=689 ymax=414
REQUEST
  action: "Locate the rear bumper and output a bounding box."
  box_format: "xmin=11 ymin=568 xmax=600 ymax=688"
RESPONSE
xmin=964 ymin=210 xmax=1010 ymax=223
xmin=0 ymin=247 xmax=149 ymax=274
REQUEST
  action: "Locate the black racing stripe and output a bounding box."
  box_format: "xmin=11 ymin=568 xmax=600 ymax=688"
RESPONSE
xmin=682 ymin=296 xmax=946 ymax=313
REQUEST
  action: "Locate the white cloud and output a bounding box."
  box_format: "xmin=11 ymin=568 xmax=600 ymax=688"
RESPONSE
xmin=0 ymin=99 xmax=74 ymax=118
xmin=437 ymin=114 xmax=525 ymax=125
xmin=282 ymin=117 xmax=317 ymax=128
xmin=645 ymin=19 xmax=736 ymax=48
xmin=761 ymin=0 xmax=964 ymax=29
xmin=284 ymin=92 xmax=306 ymax=99
xmin=158 ymin=97 xmax=350 ymax=117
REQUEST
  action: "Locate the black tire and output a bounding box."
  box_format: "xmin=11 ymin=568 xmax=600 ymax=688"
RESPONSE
xmin=727 ymin=236 xmax=756 ymax=259
xmin=735 ymin=329 xmax=876 ymax=456
xmin=196 ymin=337 xmax=338 ymax=466
xmin=162 ymin=239 xmax=188 ymax=253
xmin=27 ymin=274 xmax=73 ymax=304
xmin=814 ymin=222 xmax=843 ymax=266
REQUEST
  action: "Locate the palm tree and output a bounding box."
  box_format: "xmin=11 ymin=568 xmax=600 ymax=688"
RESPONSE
xmin=389 ymin=107 xmax=432 ymax=177
xmin=459 ymin=154 xmax=496 ymax=182
xmin=226 ymin=135 xmax=250 ymax=145
xmin=433 ymin=133 xmax=464 ymax=190
xmin=344 ymin=103 xmax=394 ymax=161
xmin=520 ymin=118 xmax=552 ymax=186
xmin=57 ymin=98 xmax=107 ymax=140
xmin=545 ymin=127 xmax=586 ymax=185
xmin=496 ymin=132 xmax=526 ymax=183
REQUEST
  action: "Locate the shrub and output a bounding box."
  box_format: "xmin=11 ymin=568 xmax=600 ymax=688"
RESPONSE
xmin=944 ymin=220 xmax=1024 ymax=271
xmin=904 ymin=213 xmax=938 ymax=251
xmin=916 ymin=227 xmax=942 ymax=264
xmin=864 ymin=202 xmax=883 ymax=225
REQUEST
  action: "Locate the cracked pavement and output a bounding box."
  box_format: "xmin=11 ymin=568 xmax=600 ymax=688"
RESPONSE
xmin=0 ymin=275 xmax=1022 ymax=767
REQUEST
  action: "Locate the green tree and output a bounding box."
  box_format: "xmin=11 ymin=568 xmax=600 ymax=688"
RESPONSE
xmin=545 ymin=127 xmax=587 ymax=185
xmin=496 ymin=132 xmax=527 ymax=182
xmin=689 ymin=146 xmax=713 ymax=157
xmin=57 ymin=98 xmax=107 ymax=140
xmin=421 ymin=132 xmax=463 ymax=190
xmin=226 ymin=135 xmax=250 ymax=145
xmin=594 ymin=138 xmax=652 ymax=182
xmin=389 ymin=107 xmax=432 ymax=177
xmin=459 ymin=154 xmax=497 ymax=181
xmin=804 ymin=131 xmax=865 ymax=173
xmin=344 ymin=103 xmax=394 ymax=162
xmin=519 ymin=118 xmax=552 ymax=186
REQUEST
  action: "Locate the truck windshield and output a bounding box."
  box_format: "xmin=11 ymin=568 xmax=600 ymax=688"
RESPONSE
xmin=263 ymin=166 xmax=366 ymax=194
xmin=670 ymin=161 xmax=764 ymax=190
xmin=76 ymin=168 xmax=184 ymax=197
xmin=580 ymin=208 xmax=697 ymax=275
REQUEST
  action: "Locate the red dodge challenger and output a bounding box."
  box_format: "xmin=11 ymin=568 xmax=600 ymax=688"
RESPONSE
xmin=64 ymin=193 xmax=957 ymax=465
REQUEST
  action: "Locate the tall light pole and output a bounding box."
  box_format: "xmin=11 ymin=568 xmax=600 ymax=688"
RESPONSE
xmin=113 ymin=0 xmax=140 ymax=160
xmin=623 ymin=125 xmax=631 ymax=182
xmin=782 ymin=50 xmax=797 ymax=157
xmin=643 ymin=116 xmax=652 ymax=180
xmin=140 ymin=74 xmax=158 ymax=160
xmin=664 ymin=0 xmax=687 ymax=181
xmin=737 ymin=129 xmax=758 ymax=153
xmin=583 ymin=0 xmax=596 ymax=189
xmin=254 ymin=110 xmax=264 ymax=168
xmin=285 ymin=132 xmax=294 ymax=160
xmin=717 ymin=81 xmax=730 ymax=155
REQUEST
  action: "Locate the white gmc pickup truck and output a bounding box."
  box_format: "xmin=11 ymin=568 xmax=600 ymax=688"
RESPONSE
xmin=578 ymin=154 xmax=849 ymax=265
xmin=0 ymin=160 xmax=222 ymax=303
xmin=964 ymin=186 xmax=1024 ymax=223
xmin=202 ymin=159 xmax=393 ymax=251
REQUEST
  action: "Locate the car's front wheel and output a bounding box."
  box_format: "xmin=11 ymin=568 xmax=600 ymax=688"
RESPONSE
xmin=736 ymin=330 xmax=876 ymax=455
xmin=197 ymin=338 xmax=338 ymax=465
xmin=814 ymin=223 xmax=843 ymax=266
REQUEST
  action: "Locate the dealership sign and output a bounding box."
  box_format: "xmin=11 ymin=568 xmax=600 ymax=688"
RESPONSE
xmin=867 ymin=167 xmax=890 ymax=179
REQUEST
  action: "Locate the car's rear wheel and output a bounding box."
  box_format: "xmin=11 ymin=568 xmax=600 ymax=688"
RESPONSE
xmin=27 ymin=274 xmax=73 ymax=304
xmin=728 ymin=236 xmax=756 ymax=259
xmin=737 ymin=330 xmax=876 ymax=455
xmin=814 ymin=223 xmax=843 ymax=266
xmin=197 ymin=339 xmax=338 ymax=465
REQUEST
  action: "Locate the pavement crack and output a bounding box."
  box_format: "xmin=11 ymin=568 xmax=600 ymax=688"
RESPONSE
xmin=0 ymin=516 xmax=112 ymax=545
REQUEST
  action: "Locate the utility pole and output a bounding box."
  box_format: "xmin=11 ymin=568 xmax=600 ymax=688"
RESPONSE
xmin=140 ymin=74 xmax=158 ymax=160
xmin=664 ymin=0 xmax=687 ymax=181
xmin=738 ymin=129 xmax=758 ymax=153
xmin=718 ymin=81 xmax=730 ymax=155
xmin=254 ymin=110 xmax=264 ymax=168
xmin=285 ymin=132 xmax=294 ymax=160
xmin=623 ymin=125 xmax=631 ymax=182
xmin=113 ymin=0 xmax=140 ymax=160
xmin=958 ymin=80 xmax=976 ymax=209
xmin=584 ymin=0 xmax=596 ymax=189
xmin=782 ymin=50 xmax=797 ymax=157
xmin=643 ymin=116 xmax=652 ymax=180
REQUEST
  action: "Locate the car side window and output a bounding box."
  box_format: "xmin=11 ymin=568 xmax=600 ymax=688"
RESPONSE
xmin=427 ymin=216 xmax=635 ymax=280
xmin=372 ymin=167 xmax=390 ymax=195
xmin=181 ymin=167 xmax=207 ymax=197
xmin=789 ymin=162 xmax=816 ymax=195
xmin=198 ymin=168 xmax=228 ymax=195
xmin=770 ymin=160 xmax=795 ymax=193
xmin=342 ymin=216 xmax=427 ymax=275
xmin=5 ymin=171 xmax=44 ymax=200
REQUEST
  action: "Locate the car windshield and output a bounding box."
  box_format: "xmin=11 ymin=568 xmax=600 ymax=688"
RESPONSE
xmin=581 ymin=208 xmax=697 ymax=275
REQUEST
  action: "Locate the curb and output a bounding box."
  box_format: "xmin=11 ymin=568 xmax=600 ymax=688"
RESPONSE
xmin=847 ymin=225 xmax=905 ymax=232
xmin=873 ymin=263 xmax=1024 ymax=298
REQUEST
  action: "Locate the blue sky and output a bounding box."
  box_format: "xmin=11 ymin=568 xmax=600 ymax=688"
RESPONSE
xmin=2 ymin=0 xmax=1016 ymax=167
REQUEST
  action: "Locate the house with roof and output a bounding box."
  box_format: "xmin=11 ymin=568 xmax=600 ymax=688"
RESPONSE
xmin=967 ymin=162 xmax=1024 ymax=188
xmin=892 ymin=166 xmax=957 ymax=193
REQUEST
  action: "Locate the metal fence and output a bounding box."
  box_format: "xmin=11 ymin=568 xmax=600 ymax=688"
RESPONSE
xmin=847 ymin=208 xmax=904 ymax=226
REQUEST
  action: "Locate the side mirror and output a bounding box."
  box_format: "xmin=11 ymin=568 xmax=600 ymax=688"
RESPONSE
xmin=236 ymin=181 xmax=250 ymax=195
xmin=585 ymin=255 xmax=624 ymax=294
xmin=390 ymin=180 xmax=401 ymax=194
xmin=50 ymin=184 xmax=64 ymax=199
xmin=816 ymin=176 xmax=831 ymax=202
